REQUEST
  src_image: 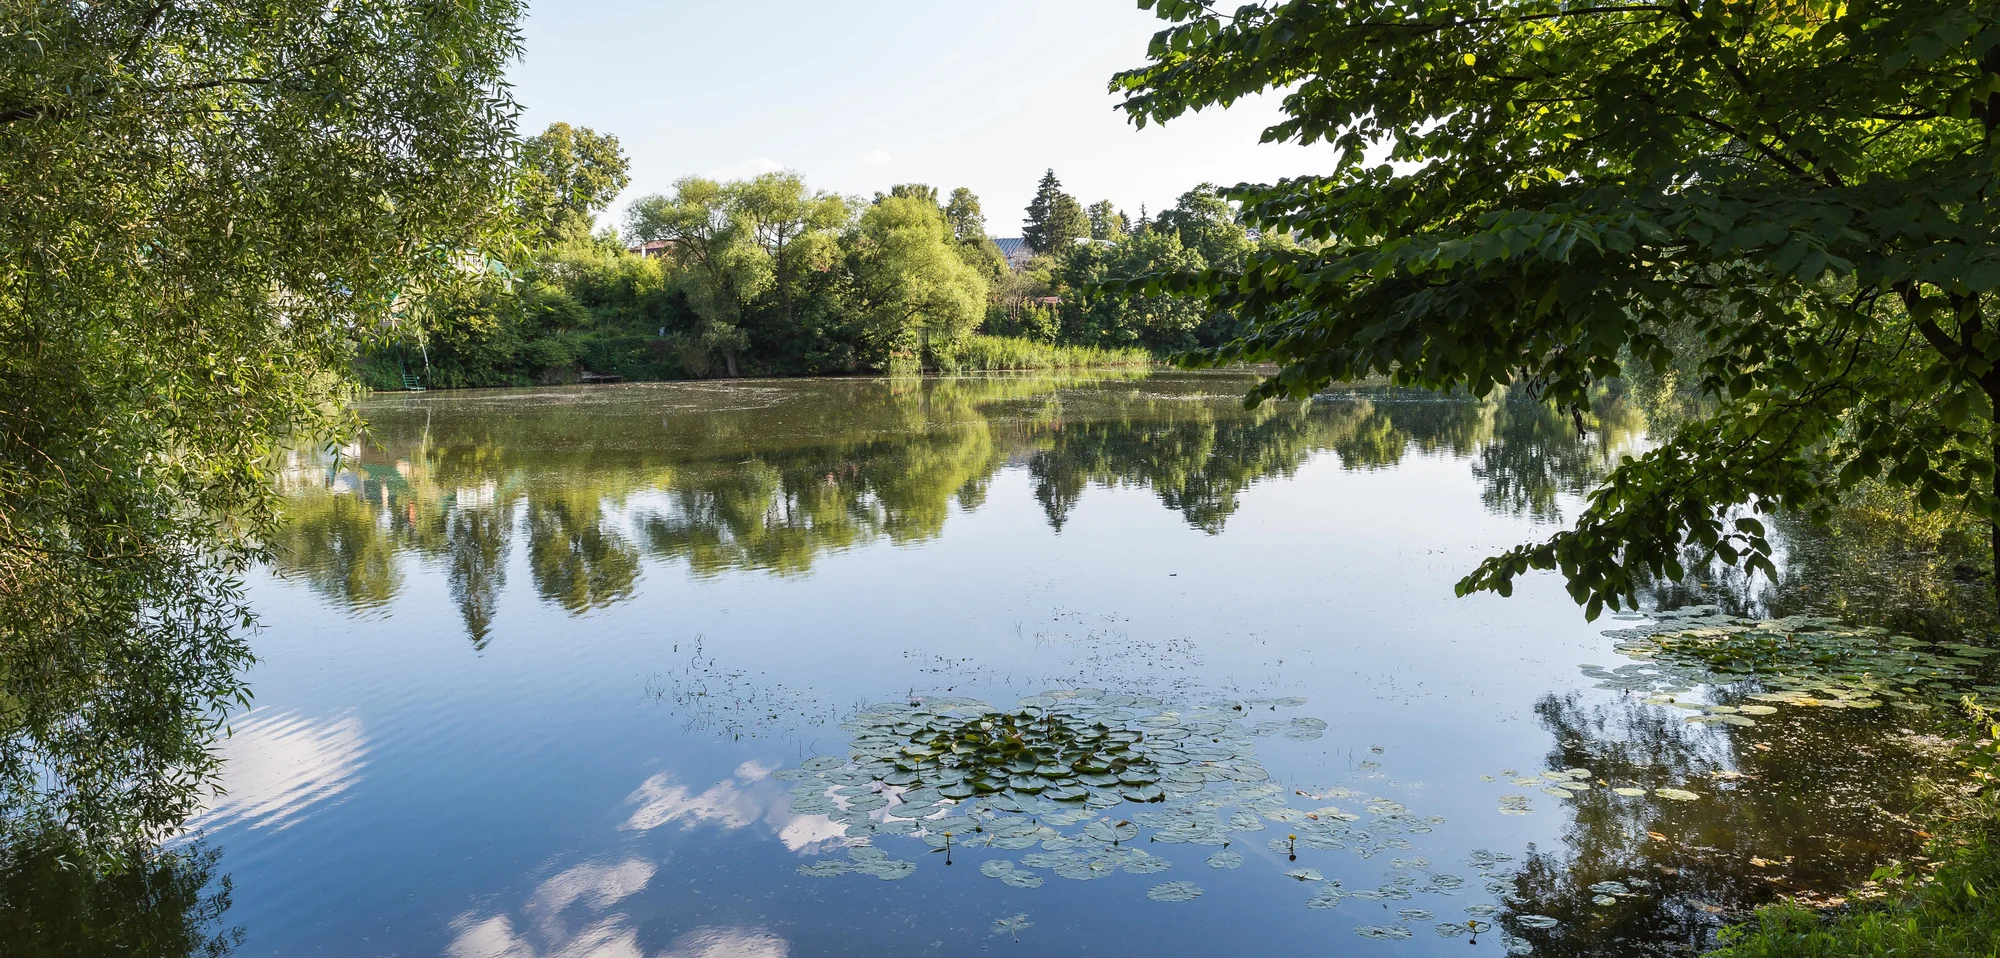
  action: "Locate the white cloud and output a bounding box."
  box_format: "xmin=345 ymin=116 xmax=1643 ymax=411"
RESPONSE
xmin=617 ymin=765 xmax=845 ymax=856
xmin=532 ymin=860 xmax=658 ymax=915
xmin=444 ymin=855 xmax=788 ymax=958
xmin=446 ymin=913 xmax=646 ymax=958
xmin=447 ymin=859 xmax=657 ymax=958
xmin=185 ymin=709 xmax=368 ymax=832
xmin=775 ymin=815 xmax=846 ymax=852
xmin=702 ymin=157 xmax=785 ymax=180
xmin=445 ymin=916 xmax=538 ymax=958
xmin=662 ymin=928 xmax=789 ymax=958
xmin=733 ymin=759 xmax=778 ymax=781
xmin=620 ymin=773 xmax=763 ymax=832
xmin=859 ymin=149 xmax=892 ymax=166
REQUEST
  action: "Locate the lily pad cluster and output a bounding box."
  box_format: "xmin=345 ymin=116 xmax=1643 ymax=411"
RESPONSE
xmin=1316 ymin=850 xmax=1539 ymax=948
xmin=777 ymin=688 xmax=1516 ymax=935
xmin=815 ymin=689 xmax=1300 ymax=806
xmin=1587 ymin=607 xmax=1999 ymax=723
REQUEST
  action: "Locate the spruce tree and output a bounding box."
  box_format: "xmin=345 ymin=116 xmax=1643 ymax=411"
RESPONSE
xmin=1023 ymin=169 xmax=1087 ymax=254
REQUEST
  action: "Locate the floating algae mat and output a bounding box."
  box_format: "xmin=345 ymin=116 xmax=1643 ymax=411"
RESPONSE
xmin=1582 ymin=606 xmax=2000 ymax=719
xmin=776 ymin=688 xmax=1542 ymax=946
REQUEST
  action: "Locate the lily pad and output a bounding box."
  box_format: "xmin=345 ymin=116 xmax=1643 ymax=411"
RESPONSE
xmin=1083 ymin=819 xmax=1140 ymax=843
xmin=1147 ymin=881 xmax=1204 ymax=902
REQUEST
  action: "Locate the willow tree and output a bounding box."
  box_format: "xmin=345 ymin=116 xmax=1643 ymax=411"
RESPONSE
xmin=1112 ymin=0 xmax=2000 ymax=616
xmin=0 ymin=1 xmax=522 ymax=854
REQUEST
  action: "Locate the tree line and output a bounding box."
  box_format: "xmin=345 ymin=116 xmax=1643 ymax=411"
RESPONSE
xmin=366 ymin=125 xmax=1295 ymax=389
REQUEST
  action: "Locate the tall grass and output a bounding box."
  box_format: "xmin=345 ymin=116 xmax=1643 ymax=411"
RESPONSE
xmin=933 ymin=335 xmax=1154 ymax=372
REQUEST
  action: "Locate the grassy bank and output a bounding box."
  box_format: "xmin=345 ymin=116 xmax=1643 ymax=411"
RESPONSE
xmin=1710 ymin=834 xmax=2000 ymax=957
xmin=932 ymin=335 xmax=1154 ymax=372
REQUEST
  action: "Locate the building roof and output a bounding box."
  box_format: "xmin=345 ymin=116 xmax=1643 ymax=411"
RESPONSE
xmin=992 ymin=237 xmax=1032 ymax=261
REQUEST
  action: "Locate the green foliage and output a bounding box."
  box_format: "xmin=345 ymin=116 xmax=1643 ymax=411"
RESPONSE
xmin=947 ymin=187 xmax=989 ymax=242
xmin=1111 ymin=0 xmax=2000 ymax=617
xmin=626 ymin=176 xmax=766 ymax=376
xmin=887 ymin=183 xmax=941 ymax=207
xmin=0 ymin=0 xmax=522 ymax=855
xmin=940 ymin=335 xmax=1154 ymax=372
xmin=1708 ymin=821 xmax=2000 ymax=957
xmin=1025 ymin=169 xmax=1089 ymax=255
xmin=1057 ymin=229 xmax=1214 ymax=352
xmin=1088 ymin=200 xmax=1130 ymax=242
xmin=517 ymin=122 xmax=630 ymax=244
xmin=851 ymin=196 xmax=992 ymax=367
xmin=1045 ymin=187 xmax=1257 ymax=352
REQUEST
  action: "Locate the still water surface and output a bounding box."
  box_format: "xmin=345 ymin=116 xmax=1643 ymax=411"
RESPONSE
xmin=197 ymin=371 xmax=1967 ymax=956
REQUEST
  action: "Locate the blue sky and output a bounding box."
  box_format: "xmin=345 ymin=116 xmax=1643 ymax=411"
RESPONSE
xmin=511 ymin=1 xmax=1338 ymax=236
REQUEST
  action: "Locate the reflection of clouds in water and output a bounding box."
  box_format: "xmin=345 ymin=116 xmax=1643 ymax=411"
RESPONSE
xmin=659 ymin=928 xmax=788 ymax=958
xmin=620 ymin=762 xmax=841 ymax=854
xmin=622 ymin=775 xmax=761 ymax=831
xmin=534 ymin=860 xmax=658 ymax=916
xmin=446 ymin=858 xmax=786 ymax=958
xmin=447 ymin=860 xmax=655 ymax=958
xmin=187 ymin=709 xmax=367 ymax=831
xmin=775 ymin=815 xmax=847 ymax=853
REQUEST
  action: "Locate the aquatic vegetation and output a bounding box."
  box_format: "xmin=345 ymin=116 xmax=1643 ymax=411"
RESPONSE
xmin=777 ymin=688 xmax=1490 ymax=928
xmin=1146 ymin=880 xmax=1204 ymax=902
xmin=1586 ymin=607 xmax=2000 ymax=719
xmin=991 ymin=913 xmax=1032 ymax=940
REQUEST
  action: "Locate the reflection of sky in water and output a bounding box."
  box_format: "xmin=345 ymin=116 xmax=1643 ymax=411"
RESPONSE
xmin=446 ymin=856 xmax=791 ymax=958
xmin=184 ymin=710 xmax=369 ymax=833
xmin=190 ymin=374 xmax=1957 ymax=956
xmin=620 ymin=762 xmax=847 ymax=854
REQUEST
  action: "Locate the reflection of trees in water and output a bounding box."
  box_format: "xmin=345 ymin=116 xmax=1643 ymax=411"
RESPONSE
xmin=1627 ymin=511 xmax=2000 ymax=645
xmin=1026 ymin=399 xmax=1331 ymax=532
xmin=0 ymin=832 xmax=240 ymax=956
xmin=269 ymin=494 xmax=403 ymax=610
xmin=1499 ymin=691 xmax=1952 ymax=956
xmin=445 ymin=501 xmax=510 ymax=648
xmin=526 ymin=492 xmax=640 ymax=614
xmin=271 ymin=375 xmax=1642 ymax=644
xmin=1475 ymin=395 xmax=1646 ymax=522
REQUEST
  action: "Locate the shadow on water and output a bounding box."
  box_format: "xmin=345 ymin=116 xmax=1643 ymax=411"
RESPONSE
xmin=0 ymin=833 xmax=241 ymax=956
xmin=1496 ymin=690 xmax=1965 ymax=956
xmin=270 ymin=372 xmax=1644 ymax=648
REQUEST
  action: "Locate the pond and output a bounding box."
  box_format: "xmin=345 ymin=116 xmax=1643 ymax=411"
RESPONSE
xmin=126 ymin=372 xmax=2000 ymax=954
